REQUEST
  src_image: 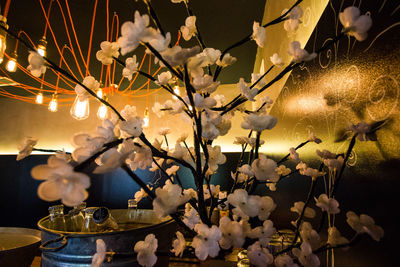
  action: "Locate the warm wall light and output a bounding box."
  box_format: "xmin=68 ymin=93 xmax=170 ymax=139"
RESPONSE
xmin=6 ymin=52 xmax=17 ymax=72
xmin=35 ymin=92 xmax=43 ymax=104
xmin=97 ymin=103 xmax=108 ymax=120
xmin=143 ymin=108 xmax=149 ymax=128
xmin=0 ymin=17 xmax=8 ymax=64
xmin=48 ymin=93 xmax=58 ymax=112
xmin=37 ymin=36 xmax=47 ymax=57
xmin=71 ymin=96 xmax=89 ymax=120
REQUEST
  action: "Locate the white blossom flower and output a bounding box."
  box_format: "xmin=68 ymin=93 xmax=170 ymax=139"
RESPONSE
xmin=71 ymin=133 xmax=106 ymax=163
xmin=166 ymin=165 xmax=180 ymax=176
xmin=91 ymin=239 xmax=106 ymax=267
xmin=149 ymin=32 xmax=171 ymax=52
xmin=288 ymin=41 xmax=316 ymax=63
xmin=118 ymin=11 xmax=153 ymax=55
xmin=192 ymin=74 xmax=220 ymax=94
xmin=241 ymin=113 xmax=278 ymax=132
xmin=258 ymin=196 xmax=276 ymax=221
xmin=275 ymin=255 xmax=299 ymax=267
xmin=213 ymin=94 xmax=226 ymax=107
xmin=251 ymin=154 xmax=279 ymax=182
xmin=169 ymin=142 xmax=186 ymax=159
xmin=238 ymin=78 xmax=258 ymax=101
xmin=153 ymin=180 xmax=189 ymax=218
xmin=323 ymin=156 xmax=344 ymax=171
xmin=339 ymin=6 xmax=372 ymax=41
xmin=260 ymin=95 xmax=274 ymax=108
xmin=252 ymin=22 xmax=266 ymax=47
xmin=203 ymin=184 xmax=220 ymax=200
xmin=119 ymin=117 xmax=143 ymax=138
xmin=157 ymin=71 xmax=172 ymax=86
xmin=198 ymin=48 xmax=221 ymax=65
xmin=308 ymin=132 xmax=322 ymax=144
xmin=96 ymin=41 xmax=119 ymax=65
xmin=316 ymin=149 xmax=336 ymax=159
xmin=248 ymin=220 xmax=276 ymax=247
xmin=207 ymin=145 xmax=226 ymax=173
xmin=75 ymin=76 xmax=100 ymax=100
xmin=346 ymin=211 xmax=384 ymax=241
xmin=299 ymin=222 xmax=320 ymax=249
xmin=27 ymin=51 xmax=46 ymax=77
xmin=349 ymin=122 xmax=371 ymax=141
xmin=17 ymin=137 xmax=38 ymax=161
xmin=192 ymin=223 xmax=222 ymax=260
xmin=135 ymin=187 xmax=151 ymax=203
xmin=216 ymin=53 xmax=237 ymax=67
xmin=219 ymin=216 xmax=245 ymax=249
xmin=127 ymin=143 xmax=153 ymax=170
xmin=159 ymin=46 xmax=200 ymax=67
xmin=327 ymin=227 xmax=349 ymax=247
xmin=247 ymin=241 xmax=274 ymax=267
xmin=238 ymin=164 xmax=254 ymax=178
xmin=181 ymin=16 xmax=197 ymax=41
xmin=283 ymin=6 xmax=303 ymax=32
xmin=183 ymin=203 xmax=200 ymax=229
xmin=291 ymin=201 xmax=316 ymax=218
xmin=296 ymin=162 xmax=325 ymax=178
xmin=315 ymin=194 xmax=340 ymax=214
xmin=171 ymin=231 xmax=186 ymax=257
xmin=134 ymin=234 xmax=158 ymax=267
xmin=270 ymin=53 xmax=284 ymax=67
xmin=227 ymin=189 xmax=260 ymax=218
xmin=123 ymin=55 xmax=139 ymax=81
xmin=289 ymin=147 xmax=300 ymax=163
xmin=276 ymin=165 xmax=291 ymax=176
xmin=292 ymin=242 xmax=320 ymax=267
xmin=177 ymin=133 xmax=188 ymax=143
xmin=31 ymin=156 xmax=90 ymax=207
xmin=93 ymin=148 xmax=123 ymax=174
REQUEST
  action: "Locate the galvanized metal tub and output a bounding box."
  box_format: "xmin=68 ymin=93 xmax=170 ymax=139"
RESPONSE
xmin=38 ymin=209 xmax=176 ymax=267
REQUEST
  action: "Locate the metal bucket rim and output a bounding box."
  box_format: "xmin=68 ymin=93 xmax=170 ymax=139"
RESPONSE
xmin=0 ymin=227 xmax=41 ymax=255
xmin=37 ymin=209 xmax=174 ymax=237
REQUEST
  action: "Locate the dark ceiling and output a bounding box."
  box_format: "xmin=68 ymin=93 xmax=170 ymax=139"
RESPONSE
xmin=1 ymin=0 xmax=266 ymax=95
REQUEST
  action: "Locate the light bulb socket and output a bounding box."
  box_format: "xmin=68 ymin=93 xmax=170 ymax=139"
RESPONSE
xmin=9 ymin=51 xmax=17 ymax=60
xmin=38 ymin=36 xmax=47 ymax=47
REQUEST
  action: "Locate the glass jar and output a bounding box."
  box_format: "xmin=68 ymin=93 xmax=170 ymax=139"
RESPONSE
xmin=67 ymin=202 xmax=86 ymax=232
xmin=92 ymin=207 xmax=119 ymax=232
xmin=48 ymin=204 xmax=66 ymax=231
xmin=81 ymin=207 xmax=98 ymax=232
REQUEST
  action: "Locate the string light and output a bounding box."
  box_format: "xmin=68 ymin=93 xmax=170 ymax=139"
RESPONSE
xmin=48 ymin=93 xmax=58 ymax=112
xmin=70 ymin=96 xmax=89 ymax=120
xmin=37 ymin=36 xmax=47 ymax=57
xmin=96 ymin=88 xmax=103 ymax=99
xmin=173 ymin=85 xmax=180 ymax=100
xmin=35 ymin=92 xmax=43 ymax=104
xmin=6 ymin=51 xmax=17 ymax=72
xmin=97 ymin=96 xmax=108 ymax=120
xmin=0 ymin=17 xmax=8 ymax=64
xmin=143 ymin=108 xmax=149 ymax=128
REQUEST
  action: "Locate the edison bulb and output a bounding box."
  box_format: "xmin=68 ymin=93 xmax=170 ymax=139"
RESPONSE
xmin=0 ymin=19 xmax=7 ymax=64
xmin=37 ymin=36 xmax=47 ymax=57
xmin=35 ymin=93 xmax=43 ymax=104
xmin=96 ymin=88 xmax=103 ymax=99
xmin=48 ymin=95 xmax=58 ymax=112
xmin=97 ymin=103 xmax=108 ymax=120
xmin=172 ymin=85 xmax=180 ymax=100
xmin=6 ymin=57 xmax=17 ymax=72
xmin=71 ymin=96 xmax=89 ymax=120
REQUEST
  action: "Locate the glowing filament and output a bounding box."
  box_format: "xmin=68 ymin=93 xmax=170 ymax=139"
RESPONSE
xmin=143 ymin=108 xmax=149 ymax=128
xmin=71 ymin=96 xmax=90 ymax=120
xmin=48 ymin=95 xmax=58 ymax=112
xmin=96 ymin=88 xmax=103 ymax=99
xmin=97 ymin=103 xmax=108 ymax=120
xmin=35 ymin=93 xmax=43 ymax=104
xmin=173 ymin=85 xmax=180 ymax=100
xmin=6 ymin=57 xmax=17 ymax=72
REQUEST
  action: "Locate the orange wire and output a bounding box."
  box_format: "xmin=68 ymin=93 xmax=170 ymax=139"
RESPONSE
xmin=43 ymin=0 xmax=53 ymax=37
xmin=85 ymin=0 xmax=98 ymax=76
xmin=2 ymin=0 xmax=11 ymax=18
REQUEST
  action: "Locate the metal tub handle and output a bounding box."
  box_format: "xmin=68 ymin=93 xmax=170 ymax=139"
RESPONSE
xmin=40 ymin=233 xmax=69 ymax=252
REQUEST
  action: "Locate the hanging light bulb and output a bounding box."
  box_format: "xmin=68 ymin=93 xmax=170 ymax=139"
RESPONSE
xmin=96 ymin=88 xmax=103 ymax=99
xmin=188 ymin=105 xmax=193 ymax=111
xmin=97 ymin=103 xmax=108 ymax=120
xmin=0 ymin=17 xmax=8 ymax=64
xmin=35 ymin=92 xmax=43 ymax=104
xmin=143 ymin=108 xmax=149 ymax=128
xmin=70 ymin=96 xmax=90 ymax=120
xmin=37 ymin=36 xmax=47 ymax=57
xmin=6 ymin=51 xmax=17 ymax=72
xmin=48 ymin=93 xmax=58 ymax=112
xmin=172 ymin=85 xmax=180 ymax=100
